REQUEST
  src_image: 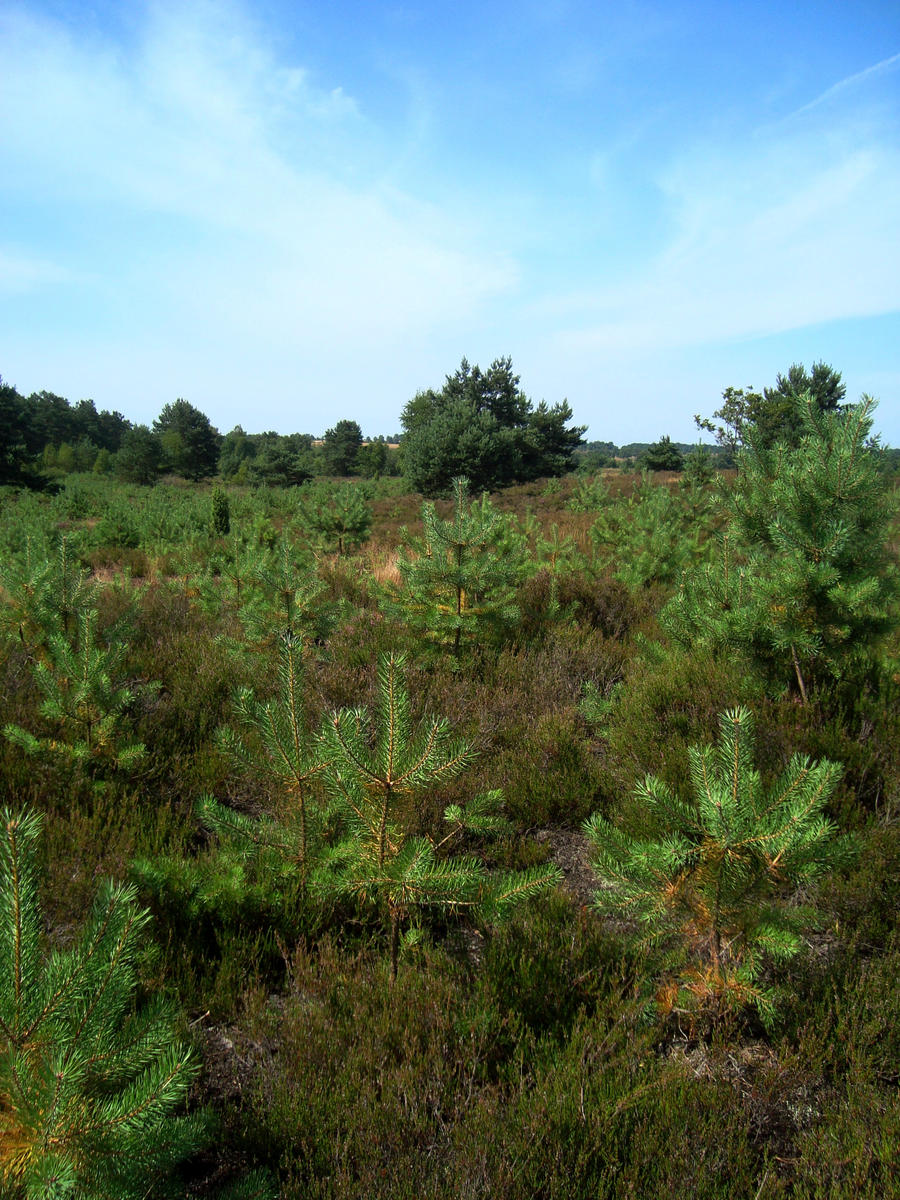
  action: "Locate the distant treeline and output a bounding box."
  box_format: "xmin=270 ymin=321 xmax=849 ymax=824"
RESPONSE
xmin=0 ymin=377 xmax=403 ymax=489
xmin=3 ymin=357 xmax=897 ymax=491
xmin=576 ymin=439 xmax=727 ymax=468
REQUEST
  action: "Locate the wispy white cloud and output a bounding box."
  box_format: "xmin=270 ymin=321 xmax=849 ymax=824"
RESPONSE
xmin=0 ymin=248 xmax=72 ymax=295
xmin=0 ymin=1 xmax=516 ymax=427
xmin=541 ymin=63 xmax=900 ymax=358
xmin=789 ymin=50 xmax=900 ymax=119
xmin=0 ymin=0 xmax=896 ymax=441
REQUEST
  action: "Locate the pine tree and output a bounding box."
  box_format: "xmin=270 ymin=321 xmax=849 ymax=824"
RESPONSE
xmin=133 ymin=633 xmax=331 ymax=942
xmin=3 ymin=609 xmax=153 ymax=772
xmin=535 ymin=521 xmax=583 ymax=576
xmin=211 ymin=631 xmax=330 ymax=886
xmin=0 ymin=534 xmax=96 ymax=654
xmin=296 ymin=480 xmax=372 ymax=555
xmin=589 ymin=473 xmax=698 ymax=590
xmin=567 ymin=472 xmax=610 ymax=513
xmin=319 ymin=652 xmax=561 ymax=978
xmin=641 ymin=435 xmax=684 ymax=472
xmin=210 ymin=484 xmax=231 ymax=536
xmin=391 ymin=477 xmax=520 ymax=660
xmin=0 ymin=807 xmax=205 ymax=1198
xmin=243 ymin=537 xmax=337 ymax=647
xmin=681 ymin=443 xmax=716 ymax=491
xmin=584 ymin=707 xmax=850 ymax=1027
xmin=198 ymin=536 xmax=340 ymax=657
xmin=663 ymin=395 xmax=899 ymax=700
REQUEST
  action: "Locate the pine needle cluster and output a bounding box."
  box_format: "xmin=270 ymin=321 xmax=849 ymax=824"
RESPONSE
xmin=319 ymin=651 xmax=562 ymax=977
xmin=0 ymin=808 xmax=204 ymax=1198
xmin=391 ymin=476 xmax=521 ymax=660
xmin=585 ymin=707 xmax=852 ymax=1027
xmin=3 ymin=609 xmax=153 ymax=773
xmin=663 ymin=395 xmax=899 ymax=699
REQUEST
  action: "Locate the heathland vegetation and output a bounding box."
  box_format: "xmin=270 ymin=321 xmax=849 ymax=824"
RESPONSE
xmin=0 ymin=360 xmax=898 ymax=1197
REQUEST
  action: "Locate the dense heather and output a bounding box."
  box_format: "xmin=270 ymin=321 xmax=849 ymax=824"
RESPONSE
xmin=0 ymin=443 xmax=898 ymax=1196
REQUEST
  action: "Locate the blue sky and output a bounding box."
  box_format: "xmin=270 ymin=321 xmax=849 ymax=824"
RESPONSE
xmin=1 ymin=0 xmax=898 ymax=442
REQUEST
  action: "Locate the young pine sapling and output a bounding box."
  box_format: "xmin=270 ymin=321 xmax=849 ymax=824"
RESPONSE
xmin=320 ymin=651 xmax=562 ymax=978
xmin=584 ymin=706 xmax=852 ymax=1028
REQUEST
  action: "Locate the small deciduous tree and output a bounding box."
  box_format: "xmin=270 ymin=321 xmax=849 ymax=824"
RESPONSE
xmin=584 ymin=707 xmax=850 ymax=1027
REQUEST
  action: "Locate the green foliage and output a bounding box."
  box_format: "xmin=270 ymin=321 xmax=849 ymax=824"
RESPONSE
xmin=2 ymin=458 xmax=898 ymax=1192
xmin=245 ymin=934 xmax=779 ymax=1200
xmin=211 ymin=484 xmax=231 ymax=536
xmin=0 ymin=378 xmax=40 ymax=489
xmin=401 ymin=356 xmax=585 ymax=495
xmin=214 ymin=631 xmax=329 ymax=885
xmin=0 ymin=380 xmax=128 ymax=490
xmin=92 ymin=505 xmax=142 ymax=552
xmin=296 ymin=480 xmax=373 ymax=555
xmin=0 ymin=808 xmax=205 ymax=1198
xmin=196 ymin=532 xmax=341 ymax=659
xmin=585 ymin=706 xmax=851 ymax=1027
xmin=322 ymin=419 xmax=363 ymax=476
xmin=130 ymin=633 xmax=332 ymax=964
xmin=567 ymin=472 xmax=610 ymax=512
xmin=577 ymin=679 xmax=623 ymax=735
xmin=590 ymin=473 xmax=700 ymax=590
xmin=241 ymin=537 xmax=340 ymax=648
xmin=243 ymin=433 xmax=316 ymax=487
xmin=356 ymin=439 xmax=399 ymax=479
xmin=3 ymin=609 xmax=154 ymax=773
xmin=641 ymin=435 xmax=684 ymax=472
xmin=114 ymin=425 xmax=163 ymax=485
xmin=697 ymin=360 xmax=846 ymax=454
xmin=153 ymin=398 xmax=221 ymax=481
xmin=0 ymin=534 xmax=96 ymax=652
xmin=319 ymin=652 xmax=561 ymax=977
xmin=681 ymin=443 xmax=717 ymax=499
xmin=664 ymin=395 xmax=899 ymax=699
xmin=391 ymin=477 xmax=521 ymax=660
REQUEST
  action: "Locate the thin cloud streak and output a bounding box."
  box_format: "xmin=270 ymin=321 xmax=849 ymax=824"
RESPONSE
xmin=0 ymin=1 xmax=897 ymax=441
xmin=0 ymin=3 xmax=517 ymax=428
xmin=789 ymin=50 xmax=900 ymax=119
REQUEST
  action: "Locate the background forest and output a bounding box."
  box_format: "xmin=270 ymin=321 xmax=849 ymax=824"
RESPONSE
xmin=0 ymin=361 xmax=898 ymax=1198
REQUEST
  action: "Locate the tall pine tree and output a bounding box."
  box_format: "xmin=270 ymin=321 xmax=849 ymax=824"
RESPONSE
xmin=663 ymin=395 xmax=898 ymax=700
